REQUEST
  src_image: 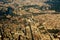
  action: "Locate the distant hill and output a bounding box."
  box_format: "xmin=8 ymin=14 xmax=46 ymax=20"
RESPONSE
xmin=0 ymin=0 xmax=60 ymax=12
xmin=45 ymin=0 xmax=60 ymax=12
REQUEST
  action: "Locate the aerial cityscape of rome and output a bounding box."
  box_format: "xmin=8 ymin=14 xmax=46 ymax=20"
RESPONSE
xmin=0 ymin=0 xmax=60 ymax=40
